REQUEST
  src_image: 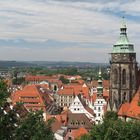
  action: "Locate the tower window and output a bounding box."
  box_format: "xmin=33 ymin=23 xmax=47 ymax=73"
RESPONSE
xmin=123 ymin=92 xmax=126 ymax=101
xmin=122 ymin=69 xmax=126 ymax=85
xmin=114 ymin=69 xmax=118 ymax=84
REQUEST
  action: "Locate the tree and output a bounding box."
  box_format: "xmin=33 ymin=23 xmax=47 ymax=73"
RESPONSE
xmin=0 ymin=79 xmax=54 ymax=139
xmin=0 ymin=79 xmax=9 ymax=106
xmin=104 ymin=111 xmax=118 ymax=121
xmin=14 ymin=111 xmax=54 ymax=140
xmin=78 ymin=134 xmax=91 ymax=140
xmin=12 ymin=77 xmax=25 ymax=85
xmin=80 ymin=111 xmax=140 ymax=140
xmin=0 ymin=102 xmax=21 ymax=140
xmin=59 ymin=76 xmax=69 ymax=84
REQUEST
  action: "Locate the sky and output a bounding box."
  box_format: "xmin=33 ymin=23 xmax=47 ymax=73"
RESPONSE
xmin=0 ymin=0 xmax=140 ymax=63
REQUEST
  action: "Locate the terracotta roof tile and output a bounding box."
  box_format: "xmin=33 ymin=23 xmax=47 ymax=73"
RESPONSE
xmin=58 ymin=88 xmax=74 ymax=95
xmin=71 ymin=127 xmax=88 ymax=139
xmin=61 ymin=83 xmax=90 ymax=99
xmin=68 ymin=113 xmax=93 ymax=129
xmin=11 ymin=85 xmax=50 ymax=112
xmin=92 ymin=80 xmax=109 ymax=89
xmin=118 ymin=89 xmax=140 ymax=119
xmin=85 ymin=106 xmax=95 ymax=116
xmin=118 ymin=102 xmax=130 ymax=116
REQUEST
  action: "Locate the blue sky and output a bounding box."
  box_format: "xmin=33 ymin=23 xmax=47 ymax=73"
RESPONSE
xmin=0 ymin=0 xmax=140 ymax=62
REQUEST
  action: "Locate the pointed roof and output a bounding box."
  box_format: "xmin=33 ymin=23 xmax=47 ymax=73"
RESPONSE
xmin=112 ymin=102 xmax=117 ymax=112
xmin=97 ymin=68 xmax=103 ymax=96
xmin=107 ymin=102 xmax=111 ymax=111
xmin=112 ymin=17 xmax=135 ymax=53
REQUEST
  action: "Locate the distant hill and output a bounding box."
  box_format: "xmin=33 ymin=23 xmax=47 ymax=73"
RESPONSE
xmin=0 ymin=61 xmax=108 ymax=69
xmin=0 ymin=61 xmax=37 ymax=69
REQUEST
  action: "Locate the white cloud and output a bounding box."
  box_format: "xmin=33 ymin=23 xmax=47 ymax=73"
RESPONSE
xmin=0 ymin=0 xmax=140 ymax=62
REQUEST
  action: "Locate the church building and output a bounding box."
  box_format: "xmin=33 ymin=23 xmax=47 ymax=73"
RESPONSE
xmin=109 ymin=18 xmax=138 ymax=111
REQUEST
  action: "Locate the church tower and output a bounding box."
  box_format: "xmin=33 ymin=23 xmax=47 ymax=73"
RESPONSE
xmin=109 ymin=18 xmax=138 ymax=111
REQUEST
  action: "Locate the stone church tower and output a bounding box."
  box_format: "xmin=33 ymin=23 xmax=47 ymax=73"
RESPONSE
xmin=109 ymin=18 xmax=138 ymax=111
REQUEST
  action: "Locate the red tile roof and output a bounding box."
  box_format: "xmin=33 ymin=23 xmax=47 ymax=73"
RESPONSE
xmin=58 ymin=88 xmax=74 ymax=95
xmin=25 ymin=75 xmax=62 ymax=86
xmin=46 ymin=110 xmax=69 ymax=132
xmin=11 ymin=85 xmax=50 ymax=112
xmin=92 ymin=80 xmax=109 ymax=89
xmin=118 ymin=89 xmax=140 ymax=120
xmin=71 ymin=127 xmax=88 ymax=139
xmin=91 ymin=89 xmax=109 ymax=102
xmin=118 ymin=102 xmax=130 ymax=116
xmin=60 ymin=83 xmax=90 ymax=99
xmin=85 ymin=106 xmax=95 ymax=116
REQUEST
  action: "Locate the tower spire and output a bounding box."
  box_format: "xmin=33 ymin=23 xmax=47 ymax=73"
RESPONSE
xmin=97 ymin=68 xmax=103 ymax=97
xmin=120 ymin=16 xmax=127 ymax=35
xmin=112 ymin=17 xmax=134 ymax=53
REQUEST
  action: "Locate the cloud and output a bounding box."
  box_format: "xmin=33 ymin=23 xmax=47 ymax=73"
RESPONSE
xmin=0 ymin=0 xmax=140 ymax=62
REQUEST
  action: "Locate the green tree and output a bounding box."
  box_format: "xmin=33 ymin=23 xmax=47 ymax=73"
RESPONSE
xmin=78 ymin=134 xmax=91 ymax=140
xmin=80 ymin=111 xmax=140 ymax=140
xmin=0 ymin=104 xmax=19 ymax=140
xmin=59 ymin=76 xmax=69 ymax=84
xmin=12 ymin=77 xmax=25 ymax=85
xmin=0 ymin=79 xmax=9 ymax=106
xmin=15 ymin=111 xmax=54 ymax=140
xmin=0 ymin=79 xmax=54 ymax=140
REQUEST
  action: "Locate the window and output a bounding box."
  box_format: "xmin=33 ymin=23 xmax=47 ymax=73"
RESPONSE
xmin=74 ymin=108 xmax=76 ymax=110
xmin=77 ymin=108 xmax=79 ymax=111
xmin=123 ymin=92 xmax=126 ymax=101
xmin=122 ymin=69 xmax=126 ymax=85
xmin=94 ymin=107 xmax=96 ymax=110
xmin=98 ymin=113 xmax=100 ymax=117
xmin=114 ymin=69 xmax=118 ymax=84
xmin=68 ymin=137 xmax=72 ymax=140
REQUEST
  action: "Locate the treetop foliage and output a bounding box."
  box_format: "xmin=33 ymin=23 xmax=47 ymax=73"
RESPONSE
xmin=80 ymin=111 xmax=140 ymax=140
xmin=0 ymin=80 xmax=54 ymax=140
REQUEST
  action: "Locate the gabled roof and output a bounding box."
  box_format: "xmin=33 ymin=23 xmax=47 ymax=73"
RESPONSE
xmin=11 ymin=85 xmax=53 ymax=112
xmin=67 ymin=113 xmax=93 ymax=129
xmin=60 ymin=83 xmax=90 ymax=98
